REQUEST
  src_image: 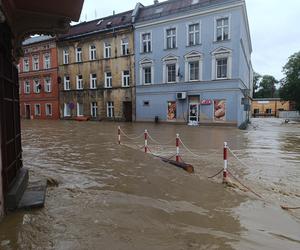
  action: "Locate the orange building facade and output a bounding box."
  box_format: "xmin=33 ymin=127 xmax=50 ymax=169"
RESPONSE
xmin=19 ymin=36 xmax=59 ymax=120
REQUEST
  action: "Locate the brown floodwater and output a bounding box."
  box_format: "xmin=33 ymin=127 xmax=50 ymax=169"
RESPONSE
xmin=0 ymin=118 xmax=299 ymax=249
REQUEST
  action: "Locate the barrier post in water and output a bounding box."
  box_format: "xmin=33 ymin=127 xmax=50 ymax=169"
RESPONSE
xmin=176 ymin=134 xmax=180 ymax=162
xmin=223 ymin=142 xmax=228 ymax=181
xmin=118 ymin=126 xmax=121 ymax=145
xmin=144 ymin=129 xmax=148 ymax=153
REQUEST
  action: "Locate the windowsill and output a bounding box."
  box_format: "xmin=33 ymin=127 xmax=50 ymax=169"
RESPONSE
xmin=89 ymin=88 xmax=97 ymax=90
xmin=142 ymin=83 xmax=152 ymax=86
xmin=104 ymin=87 xmax=112 ymax=89
xmin=64 ymin=89 xmax=71 ymax=91
xmin=188 ymin=79 xmax=201 ymax=82
xmin=140 ymin=51 xmax=152 ymax=55
xmin=186 ymin=43 xmax=202 ymax=48
xmin=166 ymin=81 xmax=177 ymax=84
xmin=213 ymin=39 xmax=231 ymax=44
xmin=214 ymin=77 xmax=230 ymax=81
xmin=76 ymin=89 xmax=84 ymax=91
xmin=122 ymin=86 xmax=130 ymax=88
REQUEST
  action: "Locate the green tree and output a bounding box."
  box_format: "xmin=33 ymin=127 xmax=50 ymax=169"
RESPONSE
xmin=253 ymin=72 xmax=261 ymax=98
xmin=280 ymin=52 xmax=300 ymax=111
xmin=255 ymin=75 xmax=278 ymax=98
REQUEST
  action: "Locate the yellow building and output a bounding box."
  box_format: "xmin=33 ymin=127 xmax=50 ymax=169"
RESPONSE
xmin=57 ymin=11 xmax=135 ymax=121
xmin=252 ymin=98 xmax=291 ymax=117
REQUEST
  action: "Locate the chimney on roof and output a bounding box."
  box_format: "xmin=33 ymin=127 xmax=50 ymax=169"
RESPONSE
xmin=154 ymin=0 xmax=159 ymax=4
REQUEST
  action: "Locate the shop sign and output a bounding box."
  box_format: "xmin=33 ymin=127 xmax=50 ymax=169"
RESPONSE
xmin=201 ymin=99 xmax=212 ymax=105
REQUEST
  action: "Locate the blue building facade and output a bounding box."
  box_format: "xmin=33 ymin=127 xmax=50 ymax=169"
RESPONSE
xmin=133 ymin=0 xmax=253 ymax=128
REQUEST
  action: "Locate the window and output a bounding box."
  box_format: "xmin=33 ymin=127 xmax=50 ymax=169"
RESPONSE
xmin=122 ymin=70 xmax=130 ymax=87
xmin=63 ymin=49 xmax=69 ymax=64
xmin=45 ymin=104 xmax=52 ymax=116
xmin=121 ymin=38 xmax=129 ymax=56
xmin=33 ymin=56 xmax=39 ymax=71
xmin=254 ymin=109 xmax=259 ymax=114
xmin=140 ymin=58 xmax=154 ymax=85
xmin=107 ymin=101 xmax=114 ymax=118
xmin=105 ymin=72 xmax=112 ymax=88
xmin=91 ymin=102 xmax=98 ymax=118
xmin=44 ymin=54 xmax=51 ymax=69
xmin=90 ymin=74 xmax=97 ymax=89
xmin=166 ymin=28 xmax=177 ymax=49
xmin=76 ymin=75 xmax=83 ymax=90
xmin=143 ymin=101 xmax=150 ymax=106
xmin=77 ymin=103 xmax=83 ymax=117
xmin=64 ymin=103 xmax=71 ymax=117
xmin=23 ymin=58 xmax=29 ymax=72
xmin=44 ymin=77 xmax=52 ymax=93
xmin=76 ymin=47 xmax=82 ymax=62
xmin=64 ymin=76 xmax=71 ymax=90
xmin=141 ymin=32 xmax=152 ymax=53
xmin=216 ymin=58 xmax=228 ymax=79
xmin=188 ymin=23 xmax=200 ymax=46
xmin=34 ymin=79 xmax=41 ymax=93
xmin=89 ymin=45 xmax=97 ymax=60
xmin=162 ymin=55 xmax=178 ymax=84
xmin=185 ymin=51 xmax=203 ymax=82
xmin=212 ymin=47 xmax=232 ymax=80
xmin=167 ymin=64 xmax=176 ymax=83
xmin=216 ymin=17 xmax=229 ymax=41
xmin=24 ymin=80 xmax=30 ymax=94
xmin=104 ymin=42 xmax=111 ymax=58
xmin=266 ymin=109 xmax=272 ymax=114
xmin=34 ymin=104 xmax=41 ymax=116
xmin=188 ymin=61 xmax=200 ymax=81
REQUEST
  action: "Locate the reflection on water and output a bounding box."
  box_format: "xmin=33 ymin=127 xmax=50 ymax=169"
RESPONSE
xmin=0 ymin=118 xmax=299 ymax=250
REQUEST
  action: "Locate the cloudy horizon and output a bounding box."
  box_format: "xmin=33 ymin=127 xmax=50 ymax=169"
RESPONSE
xmin=79 ymin=0 xmax=300 ymax=81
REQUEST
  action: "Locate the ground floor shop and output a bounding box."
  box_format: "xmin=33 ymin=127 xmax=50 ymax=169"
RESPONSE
xmin=136 ymin=81 xmax=250 ymax=128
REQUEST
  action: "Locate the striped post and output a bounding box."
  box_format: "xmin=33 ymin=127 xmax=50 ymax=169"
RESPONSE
xmin=144 ymin=129 xmax=148 ymax=153
xmin=118 ymin=126 xmax=121 ymax=145
xmin=176 ymin=134 xmax=180 ymax=162
xmin=223 ymin=142 xmax=228 ymax=180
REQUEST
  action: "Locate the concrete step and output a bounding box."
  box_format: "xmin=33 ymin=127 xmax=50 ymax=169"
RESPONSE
xmin=6 ymin=168 xmax=29 ymax=211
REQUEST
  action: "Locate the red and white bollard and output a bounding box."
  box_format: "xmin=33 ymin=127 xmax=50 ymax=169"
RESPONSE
xmin=118 ymin=126 xmax=121 ymax=145
xmin=176 ymin=134 xmax=180 ymax=162
xmin=144 ymin=129 xmax=148 ymax=153
xmin=223 ymin=142 xmax=228 ymax=181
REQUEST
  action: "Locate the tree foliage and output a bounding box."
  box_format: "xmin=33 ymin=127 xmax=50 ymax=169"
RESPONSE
xmin=253 ymin=74 xmax=278 ymax=98
xmin=280 ymin=52 xmax=300 ymax=111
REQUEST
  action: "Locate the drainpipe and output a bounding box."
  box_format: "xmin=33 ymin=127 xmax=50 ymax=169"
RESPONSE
xmin=0 ymin=132 xmax=4 ymax=218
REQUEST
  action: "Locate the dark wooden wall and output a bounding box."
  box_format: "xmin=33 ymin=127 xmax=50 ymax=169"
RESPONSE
xmin=0 ymin=22 xmax=23 ymax=197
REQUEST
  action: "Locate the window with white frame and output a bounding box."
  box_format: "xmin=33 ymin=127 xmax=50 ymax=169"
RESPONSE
xmin=34 ymin=104 xmax=41 ymax=116
xmin=107 ymin=101 xmax=114 ymax=118
xmin=24 ymin=80 xmax=30 ymax=94
xmin=76 ymin=47 xmax=82 ymax=62
xmin=33 ymin=56 xmax=39 ymax=71
xmin=91 ymin=102 xmax=98 ymax=118
xmin=140 ymin=58 xmax=153 ymax=85
xmin=105 ymin=72 xmax=112 ymax=88
xmin=141 ymin=32 xmax=152 ymax=53
xmin=23 ymin=58 xmax=29 ymax=72
xmin=104 ymin=42 xmax=112 ymax=58
xmin=162 ymin=55 xmax=179 ymax=83
xmin=77 ymin=103 xmax=84 ymax=116
xmin=121 ymin=38 xmax=129 ymax=56
xmin=63 ymin=49 xmax=69 ymax=64
xmin=44 ymin=77 xmax=52 ymax=93
xmin=122 ymin=70 xmax=130 ymax=87
xmin=45 ymin=104 xmax=52 ymax=116
xmin=166 ymin=28 xmax=177 ymax=49
xmin=184 ymin=51 xmax=203 ymax=82
xmin=64 ymin=103 xmax=71 ymax=117
xmin=89 ymin=45 xmax=97 ymax=60
xmin=44 ymin=53 xmax=51 ymax=69
xmin=216 ymin=17 xmax=229 ymax=41
xmin=188 ymin=23 xmax=200 ymax=46
xmin=90 ymin=73 xmax=97 ymax=89
xmin=212 ymin=47 xmax=232 ymax=80
xmin=34 ymin=79 xmax=41 ymax=93
xmin=76 ymin=75 xmax=83 ymax=90
xmin=64 ymin=76 xmax=71 ymax=90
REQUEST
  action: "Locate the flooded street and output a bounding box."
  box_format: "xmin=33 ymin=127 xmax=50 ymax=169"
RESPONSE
xmin=0 ymin=118 xmax=299 ymax=249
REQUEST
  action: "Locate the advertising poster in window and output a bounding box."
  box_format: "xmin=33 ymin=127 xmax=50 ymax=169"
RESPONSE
xmin=167 ymin=101 xmax=176 ymax=120
xmin=214 ymin=100 xmax=226 ymax=121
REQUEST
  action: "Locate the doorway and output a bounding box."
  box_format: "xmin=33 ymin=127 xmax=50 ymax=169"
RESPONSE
xmin=123 ymin=102 xmax=132 ymax=122
xmin=189 ymin=103 xmax=199 ymax=123
xmin=25 ymin=105 xmax=31 ymax=119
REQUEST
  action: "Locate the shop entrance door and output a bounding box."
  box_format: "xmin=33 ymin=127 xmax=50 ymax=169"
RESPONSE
xmin=189 ymin=103 xmax=199 ymax=123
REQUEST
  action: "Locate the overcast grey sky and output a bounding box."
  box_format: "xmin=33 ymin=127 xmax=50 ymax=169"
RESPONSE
xmin=79 ymin=0 xmax=300 ymax=80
